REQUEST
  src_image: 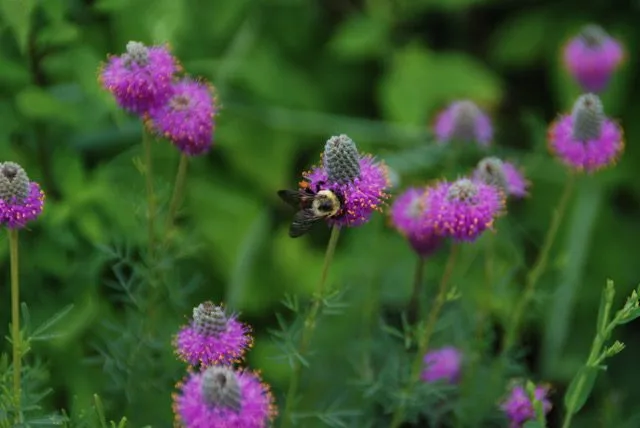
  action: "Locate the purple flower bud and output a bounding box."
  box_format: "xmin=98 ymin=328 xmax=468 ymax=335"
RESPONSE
xmin=147 ymin=79 xmax=217 ymax=156
xmin=304 ymin=135 xmax=391 ymax=228
xmin=173 ymin=367 xmax=277 ymax=428
xmin=500 ymin=383 xmax=552 ymax=428
xmin=201 ymin=366 xmax=242 ymax=412
xmin=421 ymin=346 xmax=462 ymax=384
xmin=390 ymin=187 xmax=441 ymax=257
xmin=174 ymin=302 xmax=252 ymax=366
xmin=323 ymin=134 xmax=361 ymax=184
xmin=99 ymin=41 xmax=179 ymax=115
xmin=433 ymin=100 xmax=493 ymax=147
xmin=426 ymin=178 xmax=505 ymax=242
xmin=0 ymin=162 xmax=45 ymax=229
xmin=473 ymin=157 xmax=529 ymax=199
xmin=563 ymin=25 xmax=624 ymax=93
xmin=548 ymin=94 xmax=624 ymax=172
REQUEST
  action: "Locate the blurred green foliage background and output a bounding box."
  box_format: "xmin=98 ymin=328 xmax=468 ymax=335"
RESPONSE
xmin=1 ymin=0 xmax=640 ymax=426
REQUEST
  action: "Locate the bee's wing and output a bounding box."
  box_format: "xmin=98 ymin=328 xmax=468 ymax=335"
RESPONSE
xmin=289 ymin=209 xmax=322 ymax=238
xmin=277 ymin=189 xmax=313 ymax=208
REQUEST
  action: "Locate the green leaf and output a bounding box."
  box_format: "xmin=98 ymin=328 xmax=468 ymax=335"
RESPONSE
xmin=329 ymin=15 xmax=390 ymax=59
xmin=30 ymin=304 xmax=74 ymax=342
xmin=489 ymin=9 xmax=550 ymax=67
xmin=523 ymin=422 xmax=543 ymax=428
xmin=0 ymin=0 xmax=36 ymax=53
xmin=541 ymin=178 xmax=603 ymax=375
xmin=36 ymin=22 xmax=80 ymax=48
xmin=378 ymin=44 xmax=503 ymax=125
xmin=15 ymin=86 xmax=78 ymax=125
xmin=564 ymin=366 xmax=599 ymax=415
xmin=616 ymin=307 xmax=640 ymax=325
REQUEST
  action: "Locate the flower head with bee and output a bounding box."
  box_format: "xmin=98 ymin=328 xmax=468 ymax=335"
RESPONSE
xmin=278 ymin=134 xmax=391 ymax=237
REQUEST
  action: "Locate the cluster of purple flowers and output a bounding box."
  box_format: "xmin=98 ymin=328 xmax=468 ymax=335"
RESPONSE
xmin=172 ymin=301 xmax=276 ymax=427
xmin=0 ymin=162 xmax=45 ymax=230
xmin=100 ymin=41 xmax=218 ymax=156
xmin=386 ymin=22 xmax=626 ymax=427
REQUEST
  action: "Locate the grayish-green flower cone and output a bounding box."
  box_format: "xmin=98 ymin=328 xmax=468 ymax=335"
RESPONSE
xmin=193 ymin=302 xmax=227 ymax=337
xmin=201 ymin=366 xmax=242 ymax=412
xmin=580 ymin=24 xmax=608 ymax=47
xmin=323 ymin=134 xmax=361 ymax=184
xmin=0 ymin=162 xmax=30 ymax=203
xmin=451 ymin=101 xmax=481 ymax=141
xmin=476 ymin=157 xmax=508 ymax=192
xmin=571 ymin=93 xmax=604 ymax=141
xmin=447 ymin=178 xmax=478 ymax=202
xmin=123 ymin=41 xmax=149 ymax=68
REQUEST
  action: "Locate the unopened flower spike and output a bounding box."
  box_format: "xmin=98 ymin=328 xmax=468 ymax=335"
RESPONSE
xmin=297 ymin=134 xmax=390 ymax=229
xmin=433 ymin=100 xmax=493 ymax=147
xmin=147 ymin=78 xmax=218 ymax=156
xmin=426 ymin=177 xmax=505 ymax=242
xmin=421 ymin=346 xmax=462 ymax=384
xmin=0 ymin=162 xmax=45 ymax=229
xmin=173 ymin=365 xmax=277 ymax=428
xmin=390 ymin=187 xmax=441 ymax=257
xmin=501 ymin=381 xmax=552 ymax=428
xmin=548 ymin=93 xmax=623 ymax=172
xmin=563 ymin=24 xmax=624 ymax=93
xmin=474 ymin=157 xmax=529 ymax=198
xmin=99 ymin=41 xmax=179 ymax=115
xmin=174 ymin=301 xmax=252 ymax=366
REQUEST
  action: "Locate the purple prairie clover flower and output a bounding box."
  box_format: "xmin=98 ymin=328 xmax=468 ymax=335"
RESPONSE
xmin=427 ymin=178 xmax=505 ymax=242
xmin=147 ymin=79 xmax=217 ymax=156
xmin=99 ymin=41 xmax=179 ymax=115
xmin=563 ymin=24 xmax=624 ymax=93
xmin=501 ymin=383 xmax=552 ymax=428
xmin=390 ymin=187 xmax=441 ymax=256
xmin=174 ymin=302 xmax=252 ymax=366
xmin=421 ymin=346 xmax=462 ymax=384
xmin=433 ymin=100 xmax=493 ymax=147
xmin=474 ymin=157 xmax=529 ymax=198
xmin=0 ymin=162 xmax=45 ymax=229
xmin=548 ymin=93 xmax=623 ymax=172
xmin=303 ymin=134 xmax=391 ymax=228
xmin=173 ymin=365 xmax=277 ymax=428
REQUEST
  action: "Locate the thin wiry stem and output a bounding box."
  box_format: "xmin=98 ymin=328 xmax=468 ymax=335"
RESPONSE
xmin=281 ymin=226 xmax=341 ymax=428
xmin=9 ymin=229 xmax=21 ymax=424
xmin=501 ymin=174 xmax=576 ymax=355
xmin=142 ymin=129 xmax=157 ymax=259
xmin=166 ymin=154 xmax=189 ymax=231
xmin=407 ymin=256 xmax=426 ymax=323
xmin=389 ymin=244 xmax=459 ymax=428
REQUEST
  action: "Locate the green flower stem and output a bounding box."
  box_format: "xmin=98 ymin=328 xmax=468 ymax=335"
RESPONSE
xmin=9 ymin=229 xmax=21 ymax=423
xmin=389 ymin=244 xmax=459 ymax=428
xmin=281 ymin=226 xmax=341 ymax=428
xmin=142 ymin=130 xmax=157 ymax=259
xmin=407 ymin=256 xmax=426 ymax=323
xmin=502 ymin=174 xmax=575 ymax=355
xmin=166 ymin=154 xmax=189 ymax=231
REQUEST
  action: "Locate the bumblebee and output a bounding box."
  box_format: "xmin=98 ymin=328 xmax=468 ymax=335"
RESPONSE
xmin=277 ymin=181 xmax=343 ymax=238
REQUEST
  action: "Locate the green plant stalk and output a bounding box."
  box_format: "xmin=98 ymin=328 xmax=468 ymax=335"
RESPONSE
xmin=9 ymin=229 xmax=20 ymax=423
xmin=562 ymin=327 xmax=611 ymax=428
xmin=562 ymin=283 xmax=616 ymax=428
xmin=166 ymin=154 xmax=189 ymax=231
xmin=407 ymin=256 xmax=426 ymax=323
xmin=502 ymin=174 xmax=575 ymax=354
xmin=281 ymin=226 xmax=341 ymax=428
xmin=389 ymin=244 xmax=459 ymax=428
xmin=142 ymin=130 xmax=157 ymax=259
